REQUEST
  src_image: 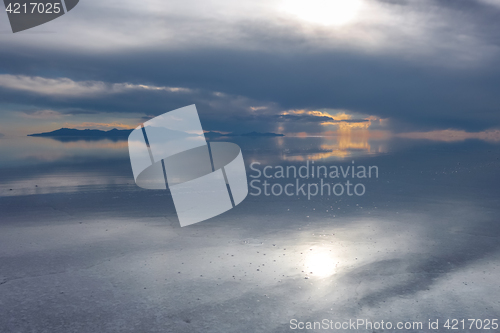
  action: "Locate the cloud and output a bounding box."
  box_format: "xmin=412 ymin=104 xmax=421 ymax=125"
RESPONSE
xmin=279 ymin=110 xmax=380 ymax=130
xmin=1 ymin=0 xmax=500 ymax=133
xmin=477 ymin=0 xmax=500 ymax=8
xmin=1 ymin=0 xmax=499 ymax=67
xmin=22 ymin=110 xmax=63 ymax=119
xmin=62 ymin=122 xmax=136 ymax=130
xmin=61 ymin=109 xmax=101 ymax=115
xmin=0 ymin=75 xmax=191 ymax=98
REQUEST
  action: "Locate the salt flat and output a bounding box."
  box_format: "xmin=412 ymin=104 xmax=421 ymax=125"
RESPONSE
xmin=1 ymin=137 xmax=499 ymax=332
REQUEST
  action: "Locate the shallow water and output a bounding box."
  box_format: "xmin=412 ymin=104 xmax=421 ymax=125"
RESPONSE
xmin=1 ymin=135 xmax=499 ymax=332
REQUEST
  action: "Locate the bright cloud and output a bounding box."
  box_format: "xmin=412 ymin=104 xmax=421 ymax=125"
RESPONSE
xmin=282 ymin=109 xmax=382 ymax=130
xmin=0 ymin=74 xmax=192 ymax=98
xmin=1 ymin=0 xmax=499 ymax=66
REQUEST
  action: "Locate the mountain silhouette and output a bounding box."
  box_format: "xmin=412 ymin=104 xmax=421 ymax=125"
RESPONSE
xmin=28 ymin=128 xmax=284 ymax=142
xmin=28 ymin=128 xmax=133 ymax=138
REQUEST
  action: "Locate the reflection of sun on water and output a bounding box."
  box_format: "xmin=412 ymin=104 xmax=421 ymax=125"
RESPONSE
xmin=304 ymin=251 xmax=337 ymax=278
xmin=281 ymin=0 xmax=362 ymax=26
xmin=283 ymin=130 xmax=382 ymax=161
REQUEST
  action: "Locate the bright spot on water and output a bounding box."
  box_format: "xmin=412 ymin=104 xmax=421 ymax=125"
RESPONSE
xmin=305 ymin=251 xmax=337 ymax=277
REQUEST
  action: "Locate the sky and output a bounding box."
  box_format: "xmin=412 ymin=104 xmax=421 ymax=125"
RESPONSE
xmin=1 ymin=0 xmax=500 ymax=138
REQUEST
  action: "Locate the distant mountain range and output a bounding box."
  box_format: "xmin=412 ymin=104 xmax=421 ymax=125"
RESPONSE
xmin=28 ymin=128 xmax=284 ymax=140
xmin=28 ymin=128 xmax=133 ymax=138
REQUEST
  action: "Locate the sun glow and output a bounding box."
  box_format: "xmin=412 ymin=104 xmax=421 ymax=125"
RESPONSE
xmin=281 ymin=0 xmax=362 ymax=26
xmin=304 ymin=251 xmax=337 ymax=278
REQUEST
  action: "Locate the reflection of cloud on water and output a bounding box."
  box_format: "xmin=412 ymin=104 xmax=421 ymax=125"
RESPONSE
xmin=62 ymin=140 xmax=129 ymax=150
xmin=1 ymin=137 xmax=499 ymax=331
xmin=282 ymin=129 xmax=389 ymax=161
xmin=0 ymin=137 xmax=129 ymax=167
xmin=0 ymin=173 xmax=133 ymax=197
xmin=397 ymin=129 xmax=500 ymax=143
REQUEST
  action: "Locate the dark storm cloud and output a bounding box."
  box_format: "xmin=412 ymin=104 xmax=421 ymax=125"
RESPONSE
xmin=61 ymin=109 xmax=100 ymax=115
xmin=1 ymin=0 xmax=500 ymax=132
xmin=2 ymin=48 xmax=500 ymax=132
